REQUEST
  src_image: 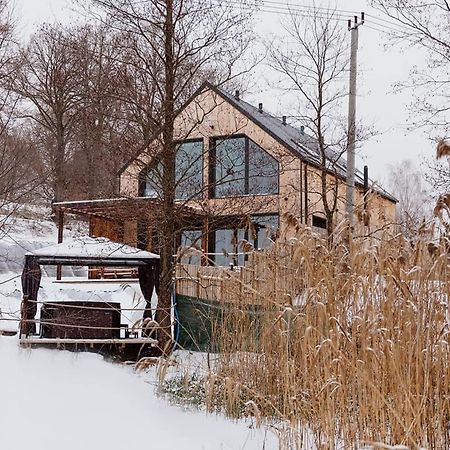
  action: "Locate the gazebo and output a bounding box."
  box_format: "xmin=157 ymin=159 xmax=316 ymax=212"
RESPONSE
xmin=20 ymin=236 xmax=160 ymax=359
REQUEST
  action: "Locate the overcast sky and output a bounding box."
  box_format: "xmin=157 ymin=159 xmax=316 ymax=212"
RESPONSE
xmin=15 ymin=0 xmax=434 ymax=186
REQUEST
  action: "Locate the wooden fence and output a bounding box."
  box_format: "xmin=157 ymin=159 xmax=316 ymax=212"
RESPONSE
xmin=175 ymin=245 xmax=305 ymax=305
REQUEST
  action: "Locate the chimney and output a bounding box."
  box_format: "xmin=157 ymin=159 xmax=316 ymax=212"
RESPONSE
xmin=300 ymin=125 xmax=305 ymax=134
xmin=258 ymin=103 xmax=263 ymax=113
xmin=235 ymin=90 xmax=240 ymax=101
xmin=282 ymin=116 xmax=287 ymax=126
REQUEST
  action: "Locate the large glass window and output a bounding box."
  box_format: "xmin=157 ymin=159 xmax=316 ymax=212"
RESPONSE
xmin=214 ymin=229 xmax=236 ymax=267
xmin=210 ymin=214 xmax=279 ymax=266
xmin=213 ymin=137 xmax=246 ymax=197
xmin=210 ymin=136 xmax=278 ymax=198
xmin=252 ymin=214 xmax=279 ymax=250
xmin=248 ymin=140 xmax=279 ymax=195
xmin=141 ymin=140 xmax=203 ymax=200
xmin=175 ymin=140 xmax=203 ymax=199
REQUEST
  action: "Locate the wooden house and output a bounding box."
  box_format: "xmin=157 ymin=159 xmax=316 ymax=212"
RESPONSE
xmin=56 ymin=82 xmax=397 ymax=266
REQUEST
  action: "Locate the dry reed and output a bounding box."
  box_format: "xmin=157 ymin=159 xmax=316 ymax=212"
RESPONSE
xmin=436 ymin=139 xmax=450 ymax=159
xmin=172 ymin=230 xmax=450 ymax=449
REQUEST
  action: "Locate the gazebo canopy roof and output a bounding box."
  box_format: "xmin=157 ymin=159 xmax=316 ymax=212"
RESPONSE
xmin=26 ymin=236 xmax=159 ymax=266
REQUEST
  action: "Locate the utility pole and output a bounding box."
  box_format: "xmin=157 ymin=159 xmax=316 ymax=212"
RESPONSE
xmin=346 ymin=13 xmax=364 ymax=231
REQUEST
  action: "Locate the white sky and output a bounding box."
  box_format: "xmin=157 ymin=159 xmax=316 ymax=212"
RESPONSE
xmin=14 ymin=0 xmax=434 ymax=186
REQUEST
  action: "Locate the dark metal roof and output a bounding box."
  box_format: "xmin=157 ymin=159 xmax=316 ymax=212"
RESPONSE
xmin=119 ymin=81 xmax=396 ymax=203
xmin=208 ymin=83 xmax=397 ymax=203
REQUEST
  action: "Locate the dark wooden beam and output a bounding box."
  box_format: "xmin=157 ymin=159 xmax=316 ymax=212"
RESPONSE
xmin=56 ymin=208 xmax=64 ymax=280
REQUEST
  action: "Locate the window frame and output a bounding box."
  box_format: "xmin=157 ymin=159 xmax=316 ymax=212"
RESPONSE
xmin=208 ymin=213 xmax=279 ymax=266
xmin=312 ymin=215 xmax=327 ymax=230
xmin=138 ymin=137 xmax=204 ymax=199
xmin=209 ymin=134 xmax=279 ymax=199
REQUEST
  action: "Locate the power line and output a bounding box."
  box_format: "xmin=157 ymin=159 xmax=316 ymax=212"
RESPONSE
xmin=219 ymin=0 xmax=411 ymax=30
xmin=260 ymin=0 xmax=357 ymax=15
xmin=364 ymin=23 xmax=424 ymax=47
xmin=215 ymin=0 xmax=352 ymax=20
xmin=215 ymin=0 xmax=413 ymax=36
xmin=365 ymin=13 xmax=410 ymax=33
xmin=260 ymin=1 xmax=411 ymax=31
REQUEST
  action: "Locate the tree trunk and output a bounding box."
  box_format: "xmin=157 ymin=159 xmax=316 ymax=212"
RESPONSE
xmin=155 ymin=0 xmax=176 ymax=355
xmin=53 ymin=120 xmax=66 ymax=209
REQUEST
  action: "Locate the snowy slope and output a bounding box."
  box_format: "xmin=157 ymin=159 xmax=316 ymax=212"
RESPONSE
xmin=0 ymin=337 xmax=276 ymax=450
xmin=0 ymin=211 xmax=150 ymax=333
xmin=0 ymin=209 xmax=88 ymax=275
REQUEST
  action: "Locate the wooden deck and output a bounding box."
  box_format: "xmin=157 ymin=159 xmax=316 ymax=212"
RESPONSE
xmin=20 ymin=337 xmax=158 ymax=346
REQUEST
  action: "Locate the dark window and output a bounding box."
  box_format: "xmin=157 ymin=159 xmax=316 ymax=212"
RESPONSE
xmin=210 ymin=136 xmax=278 ymax=198
xmin=312 ymin=215 xmax=327 ymax=229
xmin=213 ymin=137 xmax=246 ymax=197
xmin=141 ymin=140 xmax=203 ymax=200
xmin=248 ymin=140 xmax=279 ymax=195
xmin=142 ymin=165 xmax=160 ymax=198
xmin=175 ymin=140 xmax=203 ymax=199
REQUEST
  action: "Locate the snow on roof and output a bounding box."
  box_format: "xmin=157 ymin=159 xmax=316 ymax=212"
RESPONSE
xmin=26 ymin=236 xmax=159 ymax=260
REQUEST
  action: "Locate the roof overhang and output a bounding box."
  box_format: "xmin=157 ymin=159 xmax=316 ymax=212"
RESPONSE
xmin=26 ymin=236 xmax=160 ymax=267
xmin=54 ymin=197 xmax=206 ymax=223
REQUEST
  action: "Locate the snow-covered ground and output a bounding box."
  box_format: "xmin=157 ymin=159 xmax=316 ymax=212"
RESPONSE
xmin=0 ymin=210 xmax=278 ymax=450
xmin=0 ymin=337 xmax=276 ymax=449
xmin=0 ymin=207 xmax=88 ymax=275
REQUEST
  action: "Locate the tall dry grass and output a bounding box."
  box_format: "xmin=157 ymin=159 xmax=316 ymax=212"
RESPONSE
xmin=172 ymin=230 xmax=450 ymax=449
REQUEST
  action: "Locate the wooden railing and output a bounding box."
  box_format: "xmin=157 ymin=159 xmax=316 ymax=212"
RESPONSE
xmin=175 ymin=246 xmax=304 ymax=305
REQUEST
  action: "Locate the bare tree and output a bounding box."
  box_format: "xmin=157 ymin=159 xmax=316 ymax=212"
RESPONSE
xmin=0 ymin=1 xmax=42 ymax=226
xmin=268 ymin=8 xmax=353 ymax=240
xmin=387 ymin=159 xmax=432 ymax=238
xmin=12 ymin=25 xmax=82 ymax=206
xmin=81 ymin=0 xmax=256 ymax=352
xmin=423 ymin=143 xmax=450 ymax=197
xmin=372 ymin=1 xmax=450 ymax=133
xmin=67 ymin=24 xmax=130 ymax=198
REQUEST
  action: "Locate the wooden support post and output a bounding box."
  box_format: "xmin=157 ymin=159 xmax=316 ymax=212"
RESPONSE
xmin=20 ymin=295 xmax=29 ymax=338
xmin=56 ymin=208 xmax=64 ymax=280
xmin=201 ymin=216 xmax=209 ymax=266
xmin=363 ymin=165 xmax=370 ymax=227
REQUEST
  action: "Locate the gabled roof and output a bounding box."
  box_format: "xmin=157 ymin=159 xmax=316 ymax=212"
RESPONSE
xmin=206 ymin=82 xmax=396 ymax=203
xmin=120 ymin=81 xmax=396 ymax=203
